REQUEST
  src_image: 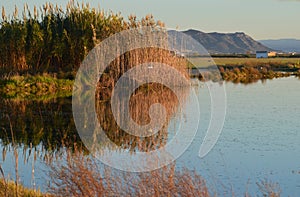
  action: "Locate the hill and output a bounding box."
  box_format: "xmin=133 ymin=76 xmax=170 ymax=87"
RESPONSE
xmin=170 ymin=29 xmax=272 ymax=54
xmin=259 ymin=39 xmax=300 ymax=53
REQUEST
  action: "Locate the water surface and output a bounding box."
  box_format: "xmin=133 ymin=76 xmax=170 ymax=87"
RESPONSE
xmin=0 ymin=77 xmax=299 ymax=196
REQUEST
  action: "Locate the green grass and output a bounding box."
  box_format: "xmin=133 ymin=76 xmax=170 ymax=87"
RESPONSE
xmin=0 ymin=74 xmax=73 ymax=100
xmin=189 ymin=57 xmax=300 ymax=67
xmin=0 ymin=179 xmax=51 ymax=197
xmin=213 ymin=57 xmax=300 ymax=66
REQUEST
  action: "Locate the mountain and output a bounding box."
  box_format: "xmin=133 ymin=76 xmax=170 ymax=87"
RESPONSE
xmin=170 ymin=29 xmax=272 ymax=54
xmin=259 ymin=39 xmax=300 ymax=53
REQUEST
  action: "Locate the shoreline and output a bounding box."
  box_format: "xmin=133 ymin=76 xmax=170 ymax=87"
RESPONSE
xmin=0 ymin=75 xmax=73 ymax=100
xmin=1 ymin=65 xmax=299 ymax=100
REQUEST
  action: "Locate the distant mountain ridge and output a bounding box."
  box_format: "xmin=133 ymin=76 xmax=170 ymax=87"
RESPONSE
xmin=259 ymin=39 xmax=300 ymax=53
xmin=170 ymin=29 xmax=272 ymax=54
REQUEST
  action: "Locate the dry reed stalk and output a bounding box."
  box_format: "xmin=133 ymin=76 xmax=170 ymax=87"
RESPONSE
xmin=0 ymin=165 xmax=8 ymax=197
xmin=5 ymin=114 xmax=19 ymax=197
xmin=48 ymin=147 xmax=210 ymax=197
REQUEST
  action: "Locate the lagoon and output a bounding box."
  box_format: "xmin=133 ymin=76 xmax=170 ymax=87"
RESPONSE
xmin=0 ymin=77 xmax=299 ymax=196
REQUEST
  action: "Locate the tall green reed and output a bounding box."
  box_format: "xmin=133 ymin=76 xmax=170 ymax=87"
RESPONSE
xmin=0 ymin=1 xmax=164 ymax=76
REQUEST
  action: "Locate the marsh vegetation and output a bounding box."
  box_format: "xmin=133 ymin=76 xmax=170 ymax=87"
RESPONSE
xmin=0 ymin=1 xmax=296 ymax=196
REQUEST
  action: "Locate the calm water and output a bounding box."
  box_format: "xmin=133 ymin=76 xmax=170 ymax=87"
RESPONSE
xmin=0 ymin=77 xmax=300 ymax=196
xmin=179 ymin=77 xmax=300 ymax=196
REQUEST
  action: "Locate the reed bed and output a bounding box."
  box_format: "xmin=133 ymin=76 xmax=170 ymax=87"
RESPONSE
xmin=46 ymin=146 xmax=282 ymax=197
xmin=218 ymin=66 xmax=294 ymax=84
xmin=0 ymin=1 xmax=285 ymax=196
xmin=0 ymin=142 xmax=282 ymax=197
xmin=96 ymin=47 xmax=188 ymax=99
xmin=0 ymin=179 xmax=49 ymax=197
xmin=0 ymin=1 xmax=165 ymax=77
xmin=190 ymin=65 xmax=298 ymax=84
xmin=48 ymin=147 xmax=209 ymax=197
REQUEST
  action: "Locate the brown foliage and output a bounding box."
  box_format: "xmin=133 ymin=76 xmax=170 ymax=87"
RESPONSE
xmin=48 ymin=149 xmax=210 ymax=197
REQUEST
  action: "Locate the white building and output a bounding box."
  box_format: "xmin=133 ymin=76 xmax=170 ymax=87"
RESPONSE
xmin=256 ymin=51 xmax=268 ymax=58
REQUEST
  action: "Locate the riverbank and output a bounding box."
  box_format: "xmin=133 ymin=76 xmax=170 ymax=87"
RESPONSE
xmin=1 ymin=66 xmax=299 ymax=100
xmin=189 ymin=58 xmax=300 ymax=84
xmin=0 ymin=75 xmax=73 ymax=100
xmin=219 ymin=65 xmax=299 ymax=84
xmin=212 ymin=57 xmax=300 ymax=67
xmin=0 ymin=178 xmax=50 ymax=197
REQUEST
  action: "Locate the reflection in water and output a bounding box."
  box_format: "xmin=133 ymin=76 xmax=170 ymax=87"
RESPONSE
xmin=0 ymin=46 xmax=193 ymax=187
xmin=0 ymin=98 xmax=84 ymax=157
xmin=91 ymin=48 xmax=190 ymax=153
xmin=0 ymin=77 xmax=299 ymax=195
xmin=0 ymin=50 xmax=191 ymax=155
xmin=96 ymin=84 xmax=189 ymax=152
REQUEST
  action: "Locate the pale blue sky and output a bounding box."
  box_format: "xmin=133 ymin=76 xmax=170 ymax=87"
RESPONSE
xmin=1 ymin=0 xmax=300 ymax=39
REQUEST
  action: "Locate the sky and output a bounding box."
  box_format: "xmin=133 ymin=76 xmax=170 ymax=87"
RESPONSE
xmin=1 ymin=0 xmax=300 ymax=40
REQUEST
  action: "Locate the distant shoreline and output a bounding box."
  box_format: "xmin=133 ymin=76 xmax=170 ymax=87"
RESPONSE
xmin=1 ymin=57 xmax=300 ymax=100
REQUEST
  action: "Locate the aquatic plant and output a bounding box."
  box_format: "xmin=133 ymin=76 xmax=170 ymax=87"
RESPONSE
xmin=0 ymin=1 xmax=165 ymax=76
xmin=0 ymin=74 xmax=73 ymax=99
xmin=48 ymin=147 xmax=209 ymax=197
